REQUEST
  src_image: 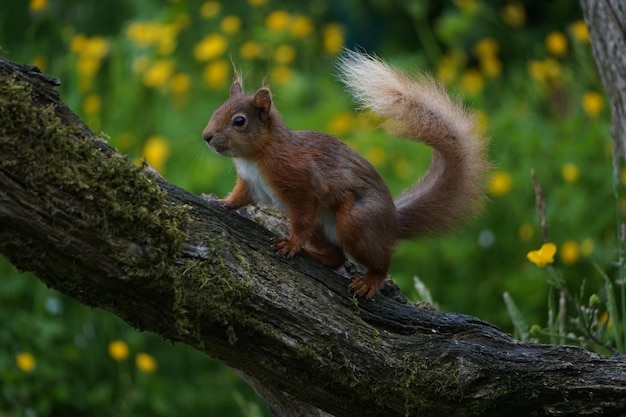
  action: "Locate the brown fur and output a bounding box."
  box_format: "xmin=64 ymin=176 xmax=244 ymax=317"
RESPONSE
xmin=202 ymin=50 xmax=489 ymax=299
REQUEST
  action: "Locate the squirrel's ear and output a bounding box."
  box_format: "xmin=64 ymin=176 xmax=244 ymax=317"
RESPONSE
xmin=230 ymin=79 xmax=243 ymax=97
xmin=253 ymin=88 xmax=272 ymax=122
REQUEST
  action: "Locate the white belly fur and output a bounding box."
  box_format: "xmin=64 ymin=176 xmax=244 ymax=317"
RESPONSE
xmin=234 ymin=158 xmax=284 ymax=209
xmin=234 ymin=158 xmax=338 ymax=244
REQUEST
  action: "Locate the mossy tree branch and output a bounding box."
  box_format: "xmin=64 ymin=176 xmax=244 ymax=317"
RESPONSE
xmin=2 ymin=56 xmax=626 ymax=417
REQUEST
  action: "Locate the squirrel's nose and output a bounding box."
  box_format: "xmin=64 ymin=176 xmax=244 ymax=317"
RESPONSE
xmin=202 ymin=131 xmax=213 ymax=144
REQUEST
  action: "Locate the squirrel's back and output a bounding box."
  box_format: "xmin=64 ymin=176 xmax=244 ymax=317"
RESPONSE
xmin=337 ymin=50 xmax=490 ymax=239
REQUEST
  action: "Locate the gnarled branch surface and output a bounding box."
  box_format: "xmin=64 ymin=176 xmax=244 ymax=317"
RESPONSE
xmin=1 ymin=53 xmax=626 ymax=417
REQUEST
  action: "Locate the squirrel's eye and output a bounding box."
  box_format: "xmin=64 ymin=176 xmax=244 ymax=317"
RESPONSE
xmin=233 ymin=116 xmax=246 ymax=127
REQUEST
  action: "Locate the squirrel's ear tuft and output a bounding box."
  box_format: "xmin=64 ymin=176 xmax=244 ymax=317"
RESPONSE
xmin=230 ymin=73 xmax=243 ymax=97
xmin=253 ymin=88 xmax=272 ymax=122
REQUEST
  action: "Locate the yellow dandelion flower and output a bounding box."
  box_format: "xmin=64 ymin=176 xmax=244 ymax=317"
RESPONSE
xmin=460 ymin=68 xmax=484 ymax=97
xmin=142 ymin=59 xmax=175 ymax=88
xmin=518 ymin=223 xmax=534 ymax=242
xmin=436 ymin=49 xmax=467 ymax=85
xmin=569 ymin=20 xmax=589 ymax=43
xmin=322 ymin=23 xmax=344 ymax=55
xmin=500 ymin=2 xmax=526 ymax=28
xmin=580 ymin=238 xmax=594 ymax=257
xmin=327 ymin=111 xmax=355 ymax=137
xmin=240 ymin=41 xmax=263 ymax=60
xmin=487 ymin=170 xmax=512 ymax=196
xmin=582 ymin=91 xmax=604 ymax=117
xmin=143 ymin=135 xmax=170 ymax=173
xmin=528 ymin=58 xmax=561 ymax=84
xmin=200 ymin=1 xmax=221 ymax=19
xmin=272 ymin=65 xmax=294 ymax=86
xmin=545 ymin=31 xmax=568 ymax=57
xmin=527 ymin=242 xmax=557 ymax=267
xmin=291 ymin=15 xmax=314 ymax=38
xmin=248 ymin=0 xmax=267 ymax=5
xmin=133 ymin=55 xmax=149 ymax=74
xmin=15 ymin=352 xmax=36 ymax=373
xmin=220 ymin=15 xmax=241 ymax=35
xmin=393 ymin=158 xmax=412 ymax=180
xmin=29 ymin=0 xmax=48 ymax=12
xmin=83 ymin=94 xmax=101 ymax=116
xmin=479 ymin=55 xmax=502 ymax=78
xmin=473 ymin=38 xmax=499 ymax=59
xmin=127 ymin=21 xmax=162 ymax=48
xmin=266 ymin=10 xmax=291 ymax=32
xmin=31 ymin=55 xmax=47 ymax=72
xmin=82 ymin=36 xmax=110 ymax=60
xmin=274 ymin=44 xmax=296 ymax=65
xmin=454 ymin=0 xmax=478 ymax=13
xmin=70 ymin=34 xmax=88 ymax=55
xmin=136 ymin=352 xmax=158 ymax=373
xmin=559 ymin=240 xmax=580 ymax=265
xmin=366 ymin=147 xmax=386 ymax=167
xmin=474 ymin=109 xmax=489 ymax=134
xmin=108 ymin=340 xmax=130 ymax=361
xmin=203 ymin=60 xmax=230 ymax=89
xmin=193 ymin=34 xmax=228 ymax=62
xmin=170 ymin=73 xmax=191 ymax=94
xmin=561 ymin=162 xmax=580 ymax=183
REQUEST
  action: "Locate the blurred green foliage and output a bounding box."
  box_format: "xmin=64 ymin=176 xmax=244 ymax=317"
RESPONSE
xmin=0 ymin=0 xmax=622 ymax=415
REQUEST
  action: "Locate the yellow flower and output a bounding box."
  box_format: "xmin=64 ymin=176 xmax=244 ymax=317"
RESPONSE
xmin=194 ymin=34 xmax=228 ymax=62
xmin=322 ymin=23 xmax=344 ymax=55
xmin=460 ymin=68 xmax=484 ymax=97
xmin=580 ymin=238 xmax=594 ymax=256
xmin=83 ymin=94 xmax=101 ymax=116
xmin=127 ymin=21 xmax=162 ymax=48
xmin=82 ymin=36 xmax=110 ymax=60
xmin=291 ymin=16 xmax=314 ymax=38
xmin=70 ymin=34 xmax=88 ymax=54
xmin=200 ymin=1 xmax=221 ymax=19
xmin=266 ymin=11 xmax=291 ymax=32
xmin=29 ymin=0 xmax=48 ymax=12
xmin=220 ymin=15 xmax=241 ymax=35
xmin=15 ymin=352 xmax=36 ymax=373
xmin=545 ymin=31 xmax=568 ymax=57
xmin=561 ymin=162 xmax=579 ymax=183
xmin=136 ymin=352 xmax=158 ymax=373
xmin=528 ymin=58 xmax=561 ymax=84
xmin=108 ymin=340 xmax=130 ymax=361
xmin=518 ymin=223 xmax=534 ymax=242
xmin=366 ymin=147 xmax=386 ymax=167
xmin=560 ymin=240 xmax=580 ymax=265
xmin=582 ymin=91 xmax=604 ymax=117
xmin=327 ymin=111 xmax=355 ymax=137
xmin=487 ymin=170 xmax=512 ymax=196
xmin=393 ymin=158 xmax=412 ymax=180
xmin=454 ymin=0 xmax=478 ymax=13
xmin=143 ymin=135 xmax=170 ymax=172
xmin=569 ymin=20 xmax=589 ymax=43
xmin=600 ymin=311 xmax=612 ymax=329
xmin=479 ymin=55 xmax=502 ymax=78
xmin=170 ymin=73 xmax=191 ymax=94
xmin=500 ymin=2 xmax=526 ymax=28
xmin=272 ymin=65 xmax=294 ymax=86
xmin=203 ymin=60 xmax=230 ymax=89
xmin=527 ymin=242 xmax=557 ymax=267
xmin=142 ymin=59 xmax=175 ymax=88
xmin=473 ymin=38 xmax=499 ymax=59
xmin=31 ymin=55 xmax=47 ymax=72
xmin=436 ymin=49 xmax=467 ymax=85
xmin=274 ymin=44 xmax=296 ymax=65
xmin=240 ymin=41 xmax=263 ymax=60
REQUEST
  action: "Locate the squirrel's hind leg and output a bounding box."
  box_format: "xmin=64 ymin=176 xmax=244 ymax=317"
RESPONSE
xmin=303 ymin=225 xmax=346 ymax=269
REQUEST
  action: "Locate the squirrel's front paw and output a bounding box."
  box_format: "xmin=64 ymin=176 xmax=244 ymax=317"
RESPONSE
xmin=350 ymin=273 xmax=385 ymax=299
xmin=274 ymin=237 xmax=302 ymax=259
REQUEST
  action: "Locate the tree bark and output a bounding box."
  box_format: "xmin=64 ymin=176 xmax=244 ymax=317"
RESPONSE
xmin=580 ymin=0 xmax=626 ymax=173
xmin=1 ymin=56 xmax=626 ymax=417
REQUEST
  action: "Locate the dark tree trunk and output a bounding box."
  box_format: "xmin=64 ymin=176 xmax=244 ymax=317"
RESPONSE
xmin=1 ymin=48 xmax=626 ymax=417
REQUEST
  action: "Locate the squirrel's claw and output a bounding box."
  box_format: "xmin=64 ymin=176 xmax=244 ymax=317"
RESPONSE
xmin=274 ymin=237 xmax=302 ymax=259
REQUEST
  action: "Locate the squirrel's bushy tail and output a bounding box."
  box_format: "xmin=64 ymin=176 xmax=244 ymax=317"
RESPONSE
xmin=337 ymin=49 xmax=490 ymax=240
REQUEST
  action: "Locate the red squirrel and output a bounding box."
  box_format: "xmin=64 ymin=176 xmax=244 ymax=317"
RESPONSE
xmin=202 ymin=50 xmax=489 ymax=299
